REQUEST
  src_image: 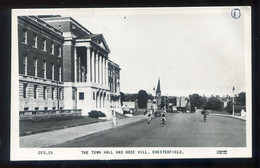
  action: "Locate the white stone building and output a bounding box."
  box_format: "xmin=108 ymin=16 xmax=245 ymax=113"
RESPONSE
xmin=39 ymin=16 xmax=121 ymax=118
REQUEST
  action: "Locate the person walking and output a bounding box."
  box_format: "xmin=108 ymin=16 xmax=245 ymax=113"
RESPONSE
xmin=161 ymin=113 xmax=166 ymax=124
xmin=203 ymin=109 xmax=207 ymax=122
xmin=147 ymin=113 xmax=152 ymax=124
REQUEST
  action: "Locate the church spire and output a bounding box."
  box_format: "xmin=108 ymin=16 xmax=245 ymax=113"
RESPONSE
xmin=156 ymin=78 xmax=161 ymax=95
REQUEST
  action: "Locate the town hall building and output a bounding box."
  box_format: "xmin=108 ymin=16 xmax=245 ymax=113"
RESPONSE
xmin=18 ymin=15 xmax=121 ymax=118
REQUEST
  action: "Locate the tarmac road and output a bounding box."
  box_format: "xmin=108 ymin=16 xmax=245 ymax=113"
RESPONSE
xmin=53 ymin=113 xmax=246 ymax=147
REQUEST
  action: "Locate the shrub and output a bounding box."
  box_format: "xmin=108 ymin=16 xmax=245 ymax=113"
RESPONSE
xmin=225 ymin=101 xmax=245 ymax=114
xmin=88 ymin=110 xmax=106 ymax=118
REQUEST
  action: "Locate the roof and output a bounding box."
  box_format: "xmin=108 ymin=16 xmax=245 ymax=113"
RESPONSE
xmin=77 ymin=34 xmax=111 ymax=54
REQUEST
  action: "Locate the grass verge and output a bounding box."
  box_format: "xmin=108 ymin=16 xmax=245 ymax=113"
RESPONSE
xmin=20 ymin=115 xmax=105 ymax=136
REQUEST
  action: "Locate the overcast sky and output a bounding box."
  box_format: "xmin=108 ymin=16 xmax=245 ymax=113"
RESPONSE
xmin=20 ymin=8 xmax=250 ymax=97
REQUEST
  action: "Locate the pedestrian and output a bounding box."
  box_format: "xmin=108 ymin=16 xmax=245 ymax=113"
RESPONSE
xmin=147 ymin=113 xmax=152 ymax=124
xmin=203 ymin=109 xmax=207 ymax=122
xmin=161 ymin=113 xmax=166 ymax=124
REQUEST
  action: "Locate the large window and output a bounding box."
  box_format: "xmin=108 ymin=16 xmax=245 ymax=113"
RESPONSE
xmin=23 ymin=55 xmax=27 ymax=75
xmin=51 ymin=42 xmax=54 ymax=54
xmin=43 ymin=86 xmax=47 ymax=99
xmin=59 ymin=88 xmax=63 ymax=100
xmin=22 ymin=29 xmax=27 ymax=44
xmin=51 ymin=64 xmax=54 ymax=80
xmin=58 ymin=66 xmax=62 ymax=82
xmin=52 ymin=87 xmax=55 ymax=99
xmin=33 ymin=33 xmax=37 ymax=48
xmin=23 ymin=83 xmax=27 ymax=98
xmin=43 ymin=61 xmax=46 ymax=78
xmin=34 ymin=85 xmax=38 ymax=99
xmin=57 ymin=46 xmax=61 ymax=57
xmin=34 ymin=58 xmax=37 ymax=77
xmin=42 ymin=38 xmax=46 ymax=51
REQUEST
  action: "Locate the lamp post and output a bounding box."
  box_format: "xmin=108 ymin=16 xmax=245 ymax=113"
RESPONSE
xmin=232 ymin=86 xmax=235 ymax=116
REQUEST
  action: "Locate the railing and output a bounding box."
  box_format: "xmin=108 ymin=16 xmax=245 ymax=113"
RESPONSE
xmin=19 ymin=109 xmax=82 ymax=116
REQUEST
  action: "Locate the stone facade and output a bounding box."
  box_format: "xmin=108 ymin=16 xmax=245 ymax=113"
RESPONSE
xmin=18 ymin=16 xmax=64 ymax=112
xmin=18 ymin=15 xmax=121 ymax=118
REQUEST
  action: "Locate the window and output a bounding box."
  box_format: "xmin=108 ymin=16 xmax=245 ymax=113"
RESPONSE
xmin=33 ymin=33 xmax=37 ymax=48
xmin=51 ymin=42 xmax=54 ymax=54
xmin=35 ymin=107 xmax=39 ymax=111
xmin=24 ymin=107 xmax=29 ymax=111
xmin=58 ymin=66 xmax=61 ymax=82
xmin=93 ymin=92 xmax=95 ymax=100
xmin=79 ymin=92 xmax=84 ymax=100
xmin=44 ymin=107 xmax=48 ymax=110
xmin=52 ymin=87 xmax=55 ymax=99
xmin=34 ymin=58 xmax=37 ymax=77
xmin=72 ymin=88 xmax=76 ymax=100
xmin=23 ymin=55 xmax=27 ymax=75
xmin=43 ymin=86 xmax=47 ymax=99
xmin=22 ymin=29 xmax=27 ymax=44
xmin=52 ymin=107 xmax=56 ymax=110
xmin=23 ymin=83 xmax=27 ymax=98
xmin=57 ymin=46 xmax=61 ymax=57
xmin=34 ymin=85 xmax=38 ymax=99
xmin=59 ymin=88 xmax=63 ymax=100
xmin=42 ymin=38 xmax=46 ymax=51
xmin=43 ymin=61 xmax=46 ymax=78
xmin=51 ymin=64 xmax=54 ymax=80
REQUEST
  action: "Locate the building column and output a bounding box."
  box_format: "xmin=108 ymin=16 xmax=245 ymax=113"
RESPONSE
xmin=91 ymin=49 xmax=94 ymax=82
xmin=95 ymin=51 xmax=98 ymax=83
xmin=97 ymin=53 xmax=100 ymax=83
xmin=113 ymin=68 xmax=115 ymax=93
xmin=99 ymin=55 xmax=102 ymax=84
xmin=78 ymin=56 xmax=81 ymax=82
xmin=94 ymin=50 xmax=96 ymax=83
xmin=102 ymin=56 xmax=106 ymax=85
xmin=74 ymin=47 xmax=77 ymax=82
xmin=102 ymin=57 xmax=105 ymax=85
xmin=86 ymin=47 xmax=91 ymax=82
xmin=100 ymin=55 xmax=103 ymax=84
xmin=106 ymin=58 xmax=108 ymax=86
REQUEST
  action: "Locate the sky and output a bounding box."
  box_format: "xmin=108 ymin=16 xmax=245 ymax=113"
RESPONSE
xmin=25 ymin=8 xmax=250 ymax=97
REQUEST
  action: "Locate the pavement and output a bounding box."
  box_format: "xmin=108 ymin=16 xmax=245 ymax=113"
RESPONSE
xmin=209 ymin=113 xmax=246 ymax=121
xmin=20 ymin=115 xmax=146 ymax=148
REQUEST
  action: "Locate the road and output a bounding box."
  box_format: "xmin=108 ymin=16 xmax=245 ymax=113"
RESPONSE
xmin=53 ymin=113 xmax=246 ymax=147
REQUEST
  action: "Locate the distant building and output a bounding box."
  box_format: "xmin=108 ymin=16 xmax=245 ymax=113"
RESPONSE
xmin=122 ymin=101 xmax=136 ymax=110
xmin=176 ymin=97 xmax=186 ymax=108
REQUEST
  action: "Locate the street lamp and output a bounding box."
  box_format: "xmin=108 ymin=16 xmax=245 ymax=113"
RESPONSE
xmin=232 ymin=86 xmax=235 ymax=116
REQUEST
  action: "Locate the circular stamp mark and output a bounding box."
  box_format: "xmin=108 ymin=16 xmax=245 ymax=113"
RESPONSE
xmin=231 ymin=8 xmax=241 ymax=19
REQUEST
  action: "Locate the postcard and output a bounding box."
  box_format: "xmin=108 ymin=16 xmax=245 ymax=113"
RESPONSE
xmin=11 ymin=7 xmax=252 ymax=160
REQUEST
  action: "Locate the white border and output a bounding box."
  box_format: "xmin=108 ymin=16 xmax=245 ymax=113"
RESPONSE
xmin=11 ymin=7 xmax=252 ymax=161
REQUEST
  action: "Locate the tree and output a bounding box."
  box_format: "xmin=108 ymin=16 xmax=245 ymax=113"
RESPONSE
xmin=225 ymin=92 xmax=246 ymax=114
xmin=137 ymin=90 xmax=148 ymax=109
xmin=206 ymin=97 xmax=223 ymax=111
xmin=190 ymin=94 xmax=207 ymax=112
xmin=236 ymin=92 xmax=246 ymax=106
xmin=120 ymin=92 xmax=125 ymax=105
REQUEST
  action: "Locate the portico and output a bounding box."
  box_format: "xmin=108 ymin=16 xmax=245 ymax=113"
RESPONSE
xmin=73 ymin=35 xmax=111 ymax=116
xmin=41 ymin=16 xmax=121 ymax=118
